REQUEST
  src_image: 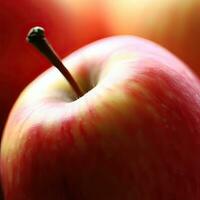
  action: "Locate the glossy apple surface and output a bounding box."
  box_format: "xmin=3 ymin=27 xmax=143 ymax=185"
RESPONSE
xmin=0 ymin=0 xmax=108 ymax=134
xmin=104 ymin=0 xmax=200 ymax=76
xmin=1 ymin=36 xmax=200 ymax=200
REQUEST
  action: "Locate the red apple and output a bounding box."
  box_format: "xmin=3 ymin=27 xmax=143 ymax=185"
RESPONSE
xmin=0 ymin=0 xmax=108 ymax=134
xmin=1 ymin=34 xmax=200 ymax=200
xmin=104 ymin=0 xmax=200 ymax=76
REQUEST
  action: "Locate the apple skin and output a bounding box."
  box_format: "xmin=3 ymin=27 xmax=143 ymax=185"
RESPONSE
xmin=0 ymin=0 xmax=108 ymax=134
xmin=1 ymin=36 xmax=200 ymax=200
xmin=104 ymin=0 xmax=200 ymax=76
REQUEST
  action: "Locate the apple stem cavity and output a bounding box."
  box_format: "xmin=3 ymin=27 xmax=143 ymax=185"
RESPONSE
xmin=26 ymin=26 xmax=83 ymax=98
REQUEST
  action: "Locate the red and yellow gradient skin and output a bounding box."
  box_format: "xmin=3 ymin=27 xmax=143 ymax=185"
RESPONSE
xmin=1 ymin=36 xmax=200 ymax=200
xmin=104 ymin=0 xmax=200 ymax=76
xmin=0 ymin=0 xmax=108 ymax=134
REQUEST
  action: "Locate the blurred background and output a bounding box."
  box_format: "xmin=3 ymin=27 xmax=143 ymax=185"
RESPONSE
xmin=0 ymin=0 xmax=199 ymax=198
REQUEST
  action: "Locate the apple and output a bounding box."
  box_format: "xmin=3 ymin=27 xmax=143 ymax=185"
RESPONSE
xmin=104 ymin=0 xmax=200 ymax=76
xmin=0 ymin=0 xmax=108 ymax=134
xmin=1 ymin=28 xmax=200 ymax=200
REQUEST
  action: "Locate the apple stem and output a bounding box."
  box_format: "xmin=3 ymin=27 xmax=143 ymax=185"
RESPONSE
xmin=26 ymin=26 xmax=83 ymax=98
